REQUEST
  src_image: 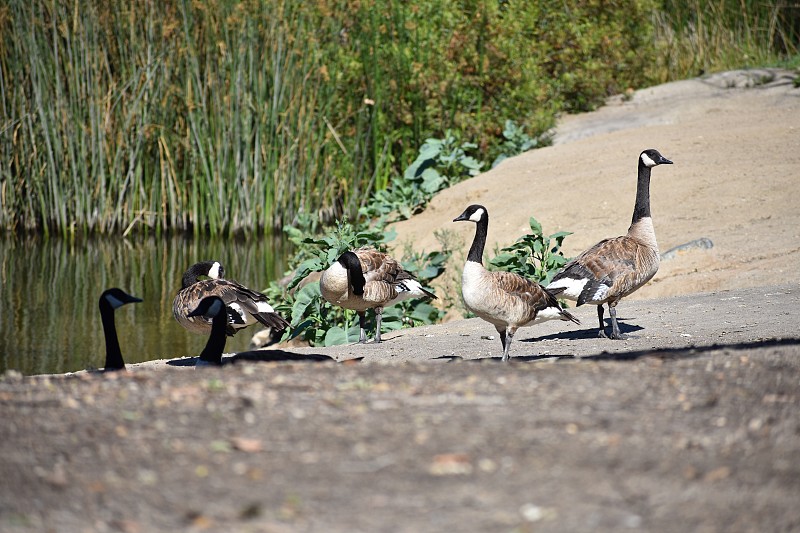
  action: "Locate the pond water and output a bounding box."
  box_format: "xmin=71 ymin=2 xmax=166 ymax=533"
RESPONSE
xmin=0 ymin=235 xmax=290 ymax=375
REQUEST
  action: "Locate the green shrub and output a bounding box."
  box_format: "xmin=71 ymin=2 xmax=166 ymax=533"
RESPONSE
xmin=488 ymin=216 xmax=571 ymax=286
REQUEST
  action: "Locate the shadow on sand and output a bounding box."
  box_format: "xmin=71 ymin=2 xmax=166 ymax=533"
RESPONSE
xmin=432 ymin=337 xmax=800 ymax=364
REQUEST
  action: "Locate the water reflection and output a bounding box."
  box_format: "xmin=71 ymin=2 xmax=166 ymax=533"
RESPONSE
xmin=0 ymin=235 xmax=289 ymax=375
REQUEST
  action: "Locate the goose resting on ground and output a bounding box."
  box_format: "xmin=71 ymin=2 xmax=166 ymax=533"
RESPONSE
xmin=99 ymin=288 xmax=142 ymax=371
xmin=173 ymin=261 xmax=288 ymax=337
xmin=188 ymin=296 xmax=229 ymax=366
xmin=320 ymin=248 xmax=437 ymax=343
xmin=189 ymin=295 xmax=336 ymax=366
xmin=546 ymin=148 xmax=673 ymax=339
xmin=454 ymin=205 xmax=579 ymax=362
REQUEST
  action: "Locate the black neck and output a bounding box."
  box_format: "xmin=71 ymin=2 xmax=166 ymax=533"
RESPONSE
xmin=467 ymin=215 xmax=488 ymax=264
xmin=100 ymin=302 xmax=125 ymax=371
xmin=198 ymin=307 xmax=228 ymax=365
xmin=631 ymin=161 xmax=652 ymax=225
xmin=182 ymin=265 xmax=204 ymax=289
xmin=346 ymin=262 xmax=366 ymax=296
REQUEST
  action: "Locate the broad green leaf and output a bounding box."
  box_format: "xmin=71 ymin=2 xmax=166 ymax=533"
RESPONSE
xmin=409 ymin=302 xmax=439 ymax=322
xmin=529 ymin=217 xmax=543 ymax=235
xmin=420 ymin=168 xmax=444 ymax=193
xmin=289 ymin=319 xmax=314 ymax=339
xmin=324 ymin=326 xmax=350 ymax=346
xmin=291 ymin=282 xmax=321 ymax=324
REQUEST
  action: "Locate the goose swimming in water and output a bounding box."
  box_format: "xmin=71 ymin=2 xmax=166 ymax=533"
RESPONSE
xmin=546 ymin=148 xmax=673 ymax=339
xmin=173 ymin=261 xmax=288 ymax=337
xmin=454 ymin=205 xmax=579 ymax=362
xmin=99 ymin=288 xmax=142 ymax=371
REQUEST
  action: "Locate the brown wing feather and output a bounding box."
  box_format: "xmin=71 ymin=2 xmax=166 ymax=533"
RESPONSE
xmin=174 ymin=279 xmax=287 ymax=335
xmin=355 ymin=247 xmax=416 ymax=284
xmin=173 ymin=280 xmax=238 ymax=336
xmin=489 ymin=270 xmax=559 ymax=322
xmin=361 ymin=281 xmax=398 ymax=305
xmin=563 ymin=236 xmax=659 ymax=300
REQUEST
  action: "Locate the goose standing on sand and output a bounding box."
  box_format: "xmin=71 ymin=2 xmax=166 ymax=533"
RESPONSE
xmin=546 ymin=148 xmax=673 ymax=339
xmin=173 ymin=261 xmax=289 ymax=337
xmin=320 ymin=248 xmax=437 ymax=343
xmin=99 ymin=288 xmax=142 ymax=371
xmin=454 ymin=205 xmax=579 ymax=362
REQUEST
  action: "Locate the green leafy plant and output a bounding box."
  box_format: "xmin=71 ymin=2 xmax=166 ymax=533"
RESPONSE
xmin=360 ymin=131 xmax=483 ymax=225
xmin=488 ymin=216 xmax=572 ymax=286
xmin=491 ymin=120 xmax=547 ymax=168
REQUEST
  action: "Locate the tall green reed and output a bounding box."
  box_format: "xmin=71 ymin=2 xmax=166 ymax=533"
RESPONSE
xmin=0 ymin=0 xmax=381 ymax=236
xmin=653 ymin=0 xmax=799 ymax=81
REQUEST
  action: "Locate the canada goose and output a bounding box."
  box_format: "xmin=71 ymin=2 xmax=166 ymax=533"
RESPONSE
xmin=99 ymin=288 xmax=142 ymax=371
xmin=546 ymin=148 xmax=673 ymax=339
xmin=173 ymin=261 xmax=289 ymax=337
xmin=188 ymin=296 xmax=229 ymax=366
xmin=454 ymin=205 xmax=579 ymax=362
xmin=190 ymin=295 xmax=336 ymax=366
xmin=320 ymin=247 xmax=437 ymax=343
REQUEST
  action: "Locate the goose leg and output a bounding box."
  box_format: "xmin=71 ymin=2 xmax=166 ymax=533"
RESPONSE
xmin=608 ymin=305 xmax=628 ymax=340
xmin=374 ymin=307 xmax=383 ymax=343
xmin=597 ymin=305 xmax=608 ymax=338
xmin=501 ymin=327 xmax=516 ymax=362
xmin=496 ymin=327 xmax=507 ymax=359
xmin=358 ymin=311 xmax=368 ymax=343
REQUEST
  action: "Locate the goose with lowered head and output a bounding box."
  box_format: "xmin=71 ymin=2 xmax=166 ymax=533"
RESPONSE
xmin=320 ymin=247 xmax=437 ymax=343
xmin=173 ymin=261 xmax=288 ymax=338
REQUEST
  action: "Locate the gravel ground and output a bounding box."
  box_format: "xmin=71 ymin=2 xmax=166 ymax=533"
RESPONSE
xmin=1 ymin=284 xmax=798 ymax=532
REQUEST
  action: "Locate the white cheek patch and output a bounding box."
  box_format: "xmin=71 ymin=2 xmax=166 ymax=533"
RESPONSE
xmin=208 ymin=262 xmax=222 ymax=279
xmin=329 ymin=262 xmax=347 ymax=274
xmin=469 ymin=208 xmax=485 ymax=222
xmin=105 ymin=294 xmax=125 ymax=309
xmin=640 ymin=153 xmax=657 ymax=167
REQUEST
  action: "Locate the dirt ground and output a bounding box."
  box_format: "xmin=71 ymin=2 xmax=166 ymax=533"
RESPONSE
xmin=1 ymin=70 xmax=799 ymax=532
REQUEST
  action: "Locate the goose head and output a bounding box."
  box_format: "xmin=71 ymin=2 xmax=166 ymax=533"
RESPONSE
xmin=639 ymin=149 xmax=673 ymax=168
xmin=181 ymin=261 xmax=225 ymax=289
xmin=100 ymin=288 xmax=143 ymax=310
xmin=453 ymin=204 xmax=488 ymax=224
xmin=188 ymin=295 xmax=227 ymax=320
